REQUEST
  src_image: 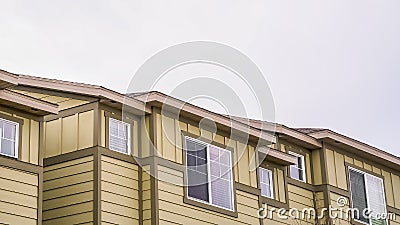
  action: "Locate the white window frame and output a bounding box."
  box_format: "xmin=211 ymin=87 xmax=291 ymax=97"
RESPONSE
xmin=259 ymin=167 xmax=274 ymax=199
xmin=288 ymin=151 xmax=306 ymax=182
xmin=0 ymin=118 xmax=19 ymax=159
xmin=348 ymin=166 xmax=388 ymax=225
xmin=108 ymin=118 xmax=131 ymax=155
xmin=185 ymin=136 xmax=235 ymax=212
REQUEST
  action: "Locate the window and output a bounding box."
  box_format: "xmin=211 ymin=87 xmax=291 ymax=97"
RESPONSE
xmin=185 ymin=137 xmax=234 ymax=211
xmin=0 ymin=118 xmax=19 ymax=158
xmin=349 ymin=167 xmax=387 ymax=225
xmin=109 ymin=118 xmax=131 ymax=154
xmin=289 ymin=151 xmax=306 ymax=182
xmin=259 ymin=168 xmax=274 ymax=198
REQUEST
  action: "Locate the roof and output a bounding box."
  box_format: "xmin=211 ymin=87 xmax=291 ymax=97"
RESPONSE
xmin=0 ymin=68 xmax=398 ymax=168
xmin=294 ymin=128 xmax=327 ymax=134
xmin=0 ymin=69 xmax=151 ymax=114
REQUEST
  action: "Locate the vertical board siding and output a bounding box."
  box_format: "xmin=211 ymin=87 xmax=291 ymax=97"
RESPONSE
xmin=43 ymin=156 xmax=94 ymax=225
xmin=312 ymin=150 xmax=322 ymax=185
xmin=156 ymin=113 xmax=258 ymax=187
xmin=0 ymin=166 xmax=38 ymax=225
xmin=100 ymin=156 xmax=139 ymax=224
xmin=44 ymin=110 xmax=95 ymax=158
xmin=157 ymin=165 xmax=260 ymax=225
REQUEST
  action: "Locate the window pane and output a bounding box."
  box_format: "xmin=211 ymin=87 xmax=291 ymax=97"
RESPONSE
xmin=260 ymin=168 xmax=273 ymax=198
xmin=366 ymin=174 xmax=387 ymax=225
xmin=186 ymin=138 xmax=209 ymax=202
xmin=211 ymin=178 xmax=232 ymax=209
xmin=290 ymin=165 xmax=300 ymax=180
xmin=187 ymin=170 xmax=209 ymax=202
xmin=209 ymin=145 xmax=233 ymax=210
xmin=109 ymin=119 xmax=130 ymax=154
xmin=1 ymin=139 xmax=15 ymax=156
xmin=3 ymin=123 xmax=16 ymax=140
xmin=349 ymin=169 xmax=369 ymax=224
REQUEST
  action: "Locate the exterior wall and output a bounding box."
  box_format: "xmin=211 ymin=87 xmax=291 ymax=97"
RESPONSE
xmin=156 ymin=165 xmax=260 ymax=225
xmin=0 ymin=165 xmax=39 ymax=225
xmin=0 ymin=109 xmax=40 ymax=165
xmin=44 ymin=110 xmax=95 ymax=157
xmin=100 ymin=155 xmax=139 ymax=224
xmin=43 ymin=156 xmax=94 ymax=224
xmin=155 ymin=112 xmax=258 ymax=188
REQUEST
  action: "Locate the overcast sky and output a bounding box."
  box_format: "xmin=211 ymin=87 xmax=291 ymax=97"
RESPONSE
xmin=1 ymin=1 xmax=399 ymax=156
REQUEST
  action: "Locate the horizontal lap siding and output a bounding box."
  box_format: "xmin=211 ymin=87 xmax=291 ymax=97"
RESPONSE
xmin=100 ymin=156 xmax=139 ymax=225
xmin=43 ymin=156 xmax=94 ymax=225
xmin=287 ymin=184 xmax=315 ymax=225
xmin=329 ymin=192 xmax=351 ymax=225
xmin=157 ymin=165 xmax=260 ymax=225
xmin=142 ymin=165 xmax=152 ymax=225
xmin=0 ymin=166 xmax=38 ymax=225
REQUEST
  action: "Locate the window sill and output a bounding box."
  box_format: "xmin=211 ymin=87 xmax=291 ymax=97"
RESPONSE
xmin=183 ymin=196 xmax=238 ymax=218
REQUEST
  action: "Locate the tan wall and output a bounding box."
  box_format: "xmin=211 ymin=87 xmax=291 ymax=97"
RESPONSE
xmin=329 ymin=192 xmax=351 ymax=225
xmin=0 ymin=166 xmax=38 ymax=225
xmin=43 ymin=156 xmax=94 ymax=225
xmin=273 ymin=167 xmax=287 ymax=203
xmin=44 ymin=110 xmax=94 ymax=158
xmin=142 ymin=165 xmax=152 ymax=225
xmin=325 ymin=148 xmax=400 ymax=210
xmin=100 ymin=156 xmax=139 ymax=224
xmin=315 ymin=192 xmax=325 ymax=225
xmin=0 ymin=110 xmax=40 ymax=165
xmin=157 ymin=165 xmax=260 ymax=225
xmin=156 ymin=113 xmax=258 ymax=188
xmin=287 ymin=184 xmax=315 ymax=225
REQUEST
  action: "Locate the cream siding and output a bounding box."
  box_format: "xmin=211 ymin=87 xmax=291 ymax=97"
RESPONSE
xmin=44 ymin=110 xmax=95 ymax=158
xmin=43 ymin=156 xmax=94 ymax=225
xmin=157 ymin=165 xmax=260 ymax=225
xmin=287 ymin=184 xmax=315 ymax=225
xmin=0 ymin=166 xmax=38 ymax=225
xmin=100 ymin=156 xmax=139 ymax=224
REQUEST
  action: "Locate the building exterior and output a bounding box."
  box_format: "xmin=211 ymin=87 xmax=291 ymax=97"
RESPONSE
xmin=0 ymin=69 xmax=399 ymax=225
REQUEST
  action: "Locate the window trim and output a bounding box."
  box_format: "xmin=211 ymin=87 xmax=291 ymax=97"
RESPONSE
xmin=259 ymin=167 xmax=274 ymax=199
xmin=108 ymin=117 xmax=131 ymax=155
xmin=288 ymin=151 xmax=306 ymax=182
xmin=348 ymin=166 xmax=388 ymax=225
xmin=182 ymin=133 xmax=238 ymax=217
xmin=0 ymin=116 xmax=22 ymax=159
